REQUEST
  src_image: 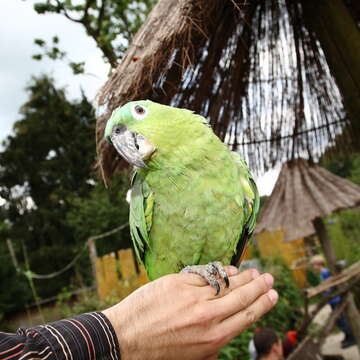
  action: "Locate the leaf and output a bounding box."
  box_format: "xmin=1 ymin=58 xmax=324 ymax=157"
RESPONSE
xmin=32 ymin=54 xmax=43 ymax=61
xmin=69 ymin=61 xmax=85 ymax=75
xmin=34 ymin=38 xmax=45 ymax=47
xmin=34 ymin=3 xmax=59 ymax=14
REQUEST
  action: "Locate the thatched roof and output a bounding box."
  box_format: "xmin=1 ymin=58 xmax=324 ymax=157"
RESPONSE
xmin=96 ymin=0 xmax=360 ymax=180
xmin=255 ymin=158 xmax=360 ymax=242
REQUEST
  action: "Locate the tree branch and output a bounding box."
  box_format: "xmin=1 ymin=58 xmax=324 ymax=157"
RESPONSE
xmin=82 ymin=0 xmax=96 ymax=24
xmin=54 ymin=0 xmax=82 ymax=23
xmin=96 ymin=0 xmax=107 ymax=37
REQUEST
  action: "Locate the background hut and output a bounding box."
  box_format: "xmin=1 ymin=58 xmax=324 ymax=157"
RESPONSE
xmin=254 ymin=158 xmax=360 ymax=287
xmin=255 ymin=158 xmax=360 ymax=270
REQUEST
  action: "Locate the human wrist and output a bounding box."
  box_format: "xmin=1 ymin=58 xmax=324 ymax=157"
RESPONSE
xmin=102 ymin=302 xmax=129 ymax=358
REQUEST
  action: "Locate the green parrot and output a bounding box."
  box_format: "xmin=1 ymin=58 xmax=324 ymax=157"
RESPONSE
xmin=104 ymin=100 xmax=259 ymax=294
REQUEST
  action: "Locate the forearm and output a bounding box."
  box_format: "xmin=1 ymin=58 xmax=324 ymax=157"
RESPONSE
xmin=0 ymin=312 xmax=120 ymax=360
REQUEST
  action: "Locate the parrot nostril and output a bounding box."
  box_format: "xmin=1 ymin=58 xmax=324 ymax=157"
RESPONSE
xmin=113 ymin=124 xmax=126 ymax=136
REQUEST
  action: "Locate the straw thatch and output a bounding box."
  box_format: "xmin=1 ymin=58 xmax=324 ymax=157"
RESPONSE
xmin=96 ymin=0 xmax=360 ymax=180
xmin=255 ymin=158 xmax=360 ymax=242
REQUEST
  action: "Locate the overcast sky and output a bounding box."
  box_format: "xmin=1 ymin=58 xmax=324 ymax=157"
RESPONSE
xmin=0 ymin=0 xmax=278 ymax=195
xmin=0 ymin=0 xmax=109 ymax=143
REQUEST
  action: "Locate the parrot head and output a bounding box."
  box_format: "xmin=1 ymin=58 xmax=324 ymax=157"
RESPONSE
xmin=104 ymin=100 xmax=157 ymax=168
xmin=104 ymin=100 xmax=206 ymax=168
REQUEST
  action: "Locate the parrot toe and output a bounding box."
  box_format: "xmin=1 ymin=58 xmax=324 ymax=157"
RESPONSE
xmin=181 ymin=261 xmax=229 ymax=295
xmin=211 ymin=261 xmax=229 ymax=288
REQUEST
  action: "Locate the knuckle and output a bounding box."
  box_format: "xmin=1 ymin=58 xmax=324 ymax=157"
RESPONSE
xmin=186 ymin=290 xmax=201 ymax=305
xmin=205 ymin=330 xmax=227 ymax=348
xmin=258 ymin=274 xmax=270 ymax=292
xmin=195 ymin=307 xmax=213 ymax=325
xmin=244 ymin=309 xmax=257 ymax=326
xmin=237 ymin=292 xmax=250 ymax=309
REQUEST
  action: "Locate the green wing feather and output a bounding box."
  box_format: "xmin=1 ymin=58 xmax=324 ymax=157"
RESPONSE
xmin=129 ymin=172 xmax=153 ymax=263
xmin=231 ymin=153 xmax=260 ymax=265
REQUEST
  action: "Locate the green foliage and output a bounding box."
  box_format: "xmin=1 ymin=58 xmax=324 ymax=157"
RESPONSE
xmin=0 ymin=76 xmax=129 ymax=314
xmin=220 ymin=328 xmax=253 ymax=360
xmin=69 ymin=61 xmax=85 ymax=75
xmin=322 ymin=152 xmax=360 ymax=266
xmin=348 ymin=153 xmax=360 ymax=185
xmin=56 ymin=288 xmax=117 ymax=319
xmin=66 ymin=176 xmax=132 ymax=256
xmin=32 ymin=0 xmax=155 ymax=68
xmin=220 ymin=258 xmax=303 ymax=360
xmin=326 ymin=209 xmax=360 ymax=266
xmin=33 ymin=36 xmax=83 ymax=75
xmin=0 ymin=244 xmax=31 ymax=316
xmin=260 ymin=258 xmax=303 ymax=331
xmin=322 ymin=152 xmax=360 ymax=186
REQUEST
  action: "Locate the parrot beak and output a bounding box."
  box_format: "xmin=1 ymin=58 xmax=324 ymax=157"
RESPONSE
xmin=109 ymin=125 xmax=155 ymax=169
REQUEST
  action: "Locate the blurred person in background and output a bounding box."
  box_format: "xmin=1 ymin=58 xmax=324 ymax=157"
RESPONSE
xmin=253 ymin=328 xmax=284 ymax=360
xmin=310 ymin=255 xmax=355 ymax=349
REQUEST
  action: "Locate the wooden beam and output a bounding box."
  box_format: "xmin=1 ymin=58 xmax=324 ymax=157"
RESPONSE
xmin=306 ymin=260 xmax=360 ymax=298
xmin=312 ymin=217 xmax=338 ymax=274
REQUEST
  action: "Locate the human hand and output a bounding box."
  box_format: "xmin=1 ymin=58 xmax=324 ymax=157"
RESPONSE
xmin=102 ymin=267 xmax=278 ymax=360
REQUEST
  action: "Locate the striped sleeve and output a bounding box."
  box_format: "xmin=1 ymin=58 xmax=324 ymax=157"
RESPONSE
xmin=0 ymin=312 xmax=121 ymax=360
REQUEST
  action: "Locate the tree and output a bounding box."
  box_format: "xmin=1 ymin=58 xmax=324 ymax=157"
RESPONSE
xmin=32 ymin=0 xmax=155 ymax=70
xmin=66 ymin=176 xmax=132 ymax=257
xmin=0 ymin=75 xmax=129 ymax=309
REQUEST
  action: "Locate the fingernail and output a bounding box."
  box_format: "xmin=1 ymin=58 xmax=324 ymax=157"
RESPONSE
xmin=251 ymin=268 xmax=260 ymax=279
xmin=267 ymin=289 xmax=279 ymax=304
xmin=264 ymin=273 xmax=274 ymax=287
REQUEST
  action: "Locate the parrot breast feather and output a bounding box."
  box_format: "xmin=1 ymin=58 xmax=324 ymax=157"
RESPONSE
xmin=129 ymin=173 xmax=153 ymax=262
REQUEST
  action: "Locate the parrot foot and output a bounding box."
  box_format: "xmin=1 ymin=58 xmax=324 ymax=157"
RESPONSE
xmin=181 ymin=261 xmax=229 ymax=296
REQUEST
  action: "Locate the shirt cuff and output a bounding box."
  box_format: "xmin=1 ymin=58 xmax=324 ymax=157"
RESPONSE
xmin=33 ymin=312 xmax=121 ymax=360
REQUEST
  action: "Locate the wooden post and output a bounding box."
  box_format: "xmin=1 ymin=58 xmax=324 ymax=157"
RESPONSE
xmin=312 ymin=217 xmax=337 ymax=274
xmin=347 ymin=293 xmax=360 ymax=350
xmin=88 ymin=238 xmax=98 ymax=291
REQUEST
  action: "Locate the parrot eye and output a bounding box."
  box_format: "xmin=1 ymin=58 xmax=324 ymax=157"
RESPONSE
xmin=135 ymin=105 xmax=145 ymax=114
xmin=131 ymin=104 xmax=148 ymax=120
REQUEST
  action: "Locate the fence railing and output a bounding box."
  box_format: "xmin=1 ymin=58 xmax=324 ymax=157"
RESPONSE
xmin=95 ymin=248 xmax=149 ymax=300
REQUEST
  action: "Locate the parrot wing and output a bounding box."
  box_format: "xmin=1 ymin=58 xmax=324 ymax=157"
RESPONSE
xmin=129 ymin=172 xmax=154 ymax=263
xmin=231 ymin=153 xmax=260 ymax=266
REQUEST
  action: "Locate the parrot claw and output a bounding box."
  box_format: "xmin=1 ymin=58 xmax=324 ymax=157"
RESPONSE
xmin=181 ymin=261 xmax=229 ymax=295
